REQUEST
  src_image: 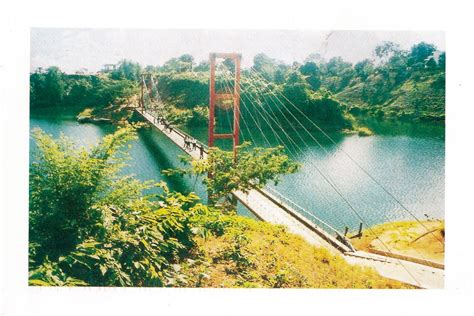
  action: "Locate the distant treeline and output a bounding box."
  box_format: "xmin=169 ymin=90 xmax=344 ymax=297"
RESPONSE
xmin=29 ymin=67 xmax=139 ymax=109
xmin=30 ymin=41 xmax=445 ymax=127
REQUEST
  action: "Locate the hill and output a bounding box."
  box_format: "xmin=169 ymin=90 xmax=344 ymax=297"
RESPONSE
xmin=338 ymin=72 xmax=445 ymax=122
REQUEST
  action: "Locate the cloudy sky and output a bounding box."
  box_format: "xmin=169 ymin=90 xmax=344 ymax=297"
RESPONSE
xmin=30 ymin=29 xmax=444 ymax=73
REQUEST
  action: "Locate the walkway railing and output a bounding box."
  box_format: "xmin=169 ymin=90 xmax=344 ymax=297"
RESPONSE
xmin=138 ymin=107 xmax=354 ymax=251
xmin=264 ymin=186 xmax=345 ymax=238
xmin=139 ymin=108 xmax=209 ymax=153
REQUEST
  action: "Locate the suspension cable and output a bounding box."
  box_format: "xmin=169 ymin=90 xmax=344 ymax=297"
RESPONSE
xmin=249 ymin=68 xmax=444 ymax=246
xmin=243 ymin=71 xmax=435 ymax=263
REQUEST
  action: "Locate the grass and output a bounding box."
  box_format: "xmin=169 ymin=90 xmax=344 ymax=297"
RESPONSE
xmin=336 ymin=74 xmax=445 ymax=123
xmin=356 ymin=126 xmax=374 ymax=136
xmin=76 ymin=102 xmax=135 ymax=124
xmin=76 ymin=108 xmax=94 ymax=119
xmin=351 ymin=220 xmax=444 ymax=265
xmin=180 ymin=215 xmax=413 ymax=288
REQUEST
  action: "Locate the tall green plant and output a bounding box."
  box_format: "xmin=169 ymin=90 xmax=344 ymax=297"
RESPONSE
xmin=166 ymin=142 xmax=300 ymax=209
xmin=29 ymin=124 xmax=222 ymax=286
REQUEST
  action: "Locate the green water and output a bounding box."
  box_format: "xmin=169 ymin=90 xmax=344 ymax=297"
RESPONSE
xmin=30 ymin=110 xmax=444 ymax=233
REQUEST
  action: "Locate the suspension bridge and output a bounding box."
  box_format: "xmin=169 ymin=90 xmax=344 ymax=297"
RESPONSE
xmin=133 ymin=53 xmax=444 ymax=289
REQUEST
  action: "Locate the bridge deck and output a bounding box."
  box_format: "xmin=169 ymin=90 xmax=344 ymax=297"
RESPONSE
xmin=136 ymin=109 xmax=444 ymax=288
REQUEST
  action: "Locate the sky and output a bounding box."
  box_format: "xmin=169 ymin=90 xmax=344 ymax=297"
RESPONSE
xmin=30 ymin=29 xmax=445 ymax=73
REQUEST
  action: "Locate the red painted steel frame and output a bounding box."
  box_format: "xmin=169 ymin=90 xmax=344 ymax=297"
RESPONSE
xmin=208 ymin=53 xmax=242 ymax=162
xmin=140 ymin=75 xmax=145 ymax=108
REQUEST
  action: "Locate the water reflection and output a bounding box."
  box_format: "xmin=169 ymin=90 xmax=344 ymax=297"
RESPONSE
xmin=30 ymin=111 xmax=444 ymax=232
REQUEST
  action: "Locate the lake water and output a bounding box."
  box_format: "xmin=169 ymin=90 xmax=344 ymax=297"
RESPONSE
xmin=30 ymin=110 xmax=445 ymax=234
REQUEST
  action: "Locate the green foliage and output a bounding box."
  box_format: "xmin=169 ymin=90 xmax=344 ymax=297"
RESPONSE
xmin=282 ymin=71 xmax=312 ymax=108
xmin=162 ymin=105 xmax=209 ymax=127
xmin=354 ymin=59 xmax=375 ymax=82
xmin=356 ymin=126 xmax=374 ymax=136
xmin=110 ymin=60 xmax=142 ymax=81
xmin=333 ymin=42 xmax=445 ymax=122
xmin=308 ymin=89 xmax=350 ymax=128
xmin=299 ymin=61 xmax=321 ymax=90
xmin=30 ymin=68 xmax=139 ymax=110
xmin=408 ymin=42 xmax=436 ymax=68
xmin=253 ymin=53 xmax=279 ymax=81
xmin=30 ymin=67 xmax=65 ymax=107
xmin=157 ymin=72 xmax=208 ymax=109
xmin=94 ymin=76 xmax=138 ymax=108
xmin=194 ymin=61 xmax=210 ymax=72
xmin=181 ymin=215 xmax=413 ymax=288
xmin=28 ymin=122 xmax=410 ymax=289
xmin=171 ymin=142 xmax=300 ymax=208
xmin=161 ymin=54 xmax=195 ymax=73
xmin=29 ymin=124 xmax=139 ymax=260
xmin=29 ymin=125 xmax=222 ymax=286
xmin=30 ymin=39 xmax=444 ymax=131
xmin=188 ymin=106 xmax=209 ymax=126
xmin=243 ymin=41 xmax=444 ymax=123
xmin=221 ymin=234 xmax=254 ymax=270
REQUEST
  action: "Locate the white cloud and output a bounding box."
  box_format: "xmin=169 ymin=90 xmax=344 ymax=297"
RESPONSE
xmin=30 ymin=29 xmax=445 ymax=73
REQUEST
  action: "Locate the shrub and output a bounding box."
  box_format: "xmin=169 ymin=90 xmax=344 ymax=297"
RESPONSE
xmin=167 ymin=142 xmax=300 ymax=209
xmin=29 ymin=124 xmax=221 ymax=286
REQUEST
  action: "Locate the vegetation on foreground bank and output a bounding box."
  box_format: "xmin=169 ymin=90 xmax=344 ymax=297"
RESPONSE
xmin=180 ymin=215 xmax=411 ymax=288
xmin=351 ymin=220 xmax=445 ymax=265
xmin=29 ymin=124 xmax=411 ymax=288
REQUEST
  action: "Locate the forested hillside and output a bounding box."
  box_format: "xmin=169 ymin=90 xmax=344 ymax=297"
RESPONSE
xmin=334 ymin=42 xmax=445 ymax=121
xmin=30 ymin=41 xmax=445 ymax=129
xmin=30 ymin=66 xmax=139 ymax=109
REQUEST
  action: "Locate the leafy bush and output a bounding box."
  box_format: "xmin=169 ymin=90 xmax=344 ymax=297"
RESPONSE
xmin=29 ymin=124 xmax=222 ymax=286
xmin=165 ymin=106 xmax=193 ymax=125
xmin=28 ymin=123 xmax=411 ymax=289
xmin=181 ymin=215 xmax=414 ymax=288
xmin=157 ymin=72 xmax=208 ymax=109
xmin=30 ymin=69 xmax=139 ymax=110
xmin=167 ymin=142 xmax=300 ymax=209
xmin=163 ymin=105 xmax=208 ymax=127
xmin=188 ymin=106 xmax=209 ymax=126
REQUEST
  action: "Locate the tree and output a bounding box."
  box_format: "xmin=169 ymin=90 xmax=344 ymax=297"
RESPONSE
xmin=438 ymin=52 xmax=445 ymax=71
xmin=408 ymin=42 xmax=437 ymax=66
xmin=30 ymin=69 xmax=47 ymax=107
xmin=308 ymin=89 xmax=348 ymax=128
xmin=282 ymin=71 xmax=312 ymax=110
xmin=178 ymin=54 xmax=195 ymax=72
xmin=318 ymin=57 xmax=354 ymax=92
xmin=375 ymin=41 xmax=402 ymax=64
xmin=222 ymin=58 xmax=236 ymax=74
xmin=29 ymin=124 xmax=220 ymax=286
xmin=354 ymin=59 xmax=374 ymax=82
xmin=253 ymin=53 xmax=279 ymax=81
xmin=425 ymin=57 xmax=437 ymax=71
xmin=110 ymin=60 xmax=142 ymax=81
xmin=299 ymin=61 xmax=321 ymax=90
xmin=194 ymin=61 xmax=210 ymax=72
xmin=274 ymin=65 xmax=289 ymax=84
xmin=94 ymin=76 xmax=139 ymax=107
xmin=30 ymin=124 xmax=140 ymax=261
xmin=167 ymin=143 xmax=300 ymax=210
xmin=162 ymin=55 xmax=195 ymax=72
xmin=43 ymin=66 xmax=65 ymax=106
xmin=157 ymin=72 xmax=208 ymax=109
xmin=145 ymin=65 xmax=158 ymax=73
xmin=326 ymin=57 xmax=351 ymax=76
xmin=304 ymin=53 xmax=324 ymax=64
xmin=65 ymin=78 xmax=93 ymax=106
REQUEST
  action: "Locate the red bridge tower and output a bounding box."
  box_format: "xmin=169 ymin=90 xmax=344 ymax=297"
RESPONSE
xmin=208 ymin=53 xmax=242 ymax=161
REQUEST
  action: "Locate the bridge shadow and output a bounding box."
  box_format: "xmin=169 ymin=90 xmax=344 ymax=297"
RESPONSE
xmin=138 ymin=128 xmax=192 ymax=195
